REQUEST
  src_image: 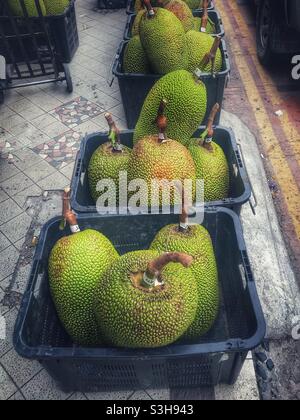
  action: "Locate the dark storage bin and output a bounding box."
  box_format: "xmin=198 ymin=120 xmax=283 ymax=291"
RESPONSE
xmin=0 ymin=0 xmax=79 ymax=63
xmin=124 ymin=9 xmax=224 ymax=40
xmin=112 ymin=39 xmax=230 ymax=129
xmin=70 ymin=127 xmax=251 ymax=214
xmin=126 ymin=0 xmax=215 ymax=15
xmin=97 ymin=0 xmax=126 ymax=9
xmin=13 ymin=208 xmax=265 ymax=392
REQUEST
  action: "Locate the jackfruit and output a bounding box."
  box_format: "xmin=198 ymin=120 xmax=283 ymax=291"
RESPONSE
xmin=139 ymin=6 xmax=188 ymax=74
xmin=163 ymin=0 xmax=195 ymax=32
xmin=182 ymin=0 xmax=205 ymax=9
xmin=8 ymin=0 xmax=46 ymax=16
xmin=132 ymin=10 xmax=145 ymax=36
xmin=186 ymin=31 xmax=222 ymax=73
xmin=128 ymin=101 xmax=196 ymax=207
xmin=188 ymin=104 xmax=229 ymax=201
xmin=123 ymin=35 xmax=151 ymax=74
xmin=193 ymin=16 xmax=216 ymax=34
xmin=48 ymin=190 xmax=119 ymax=346
xmin=88 ymin=114 xmax=132 ymax=205
xmin=94 ymin=251 xmax=198 ymax=348
xmin=150 ymin=211 xmax=219 ymax=339
xmin=44 ymin=0 xmax=70 ymax=15
xmin=133 ymin=69 xmax=207 ymax=146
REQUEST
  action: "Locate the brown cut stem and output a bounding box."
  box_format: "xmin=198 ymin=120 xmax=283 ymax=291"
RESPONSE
xmin=156 ymin=99 xmax=168 ymax=142
xmin=143 ymin=0 xmax=155 ymax=17
xmin=105 ymin=112 xmax=122 ymax=152
xmin=201 ymin=0 xmax=209 ymax=31
xmin=200 ymin=36 xmax=221 ymax=74
xmin=145 ymin=252 xmax=193 ymax=282
xmin=62 ymin=188 xmax=79 ymax=232
xmin=206 ymin=103 xmax=220 ymax=138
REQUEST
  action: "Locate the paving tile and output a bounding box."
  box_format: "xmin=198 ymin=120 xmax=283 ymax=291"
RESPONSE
xmin=9 ymin=98 xmax=45 ymax=120
xmin=146 ymin=388 xmax=170 ymax=400
xmin=8 ymin=391 xmax=26 ymax=400
xmin=31 ymin=113 xmax=59 ymax=130
xmin=0 ymin=188 xmax=9 ymax=204
xmin=2 ymin=90 xmax=23 ymax=105
xmin=110 ymin=103 xmax=126 ymax=121
xmin=0 ymin=199 xmax=23 ymax=225
xmin=67 ymin=392 xmax=88 ymax=400
xmin=21 ymin=370 xmax=72 ymax=400
xmin=0 ymin=106 xmax=15 ymax=119
xmin=129 ymin=390 xmax=152 ymax=400
xmin=14 ymin=238 xmax=26 ymax=252
xmin=1 ymin=213 xmax=32 ymax=244
xmin=1 ymin=349 xmax=42 ymax=388
xmin=0 ymin=114 xmax=26 ymax=132
xmin=0 ymin=364 xmax=18 ymax=400
xmin=7 ymin=263 xmax=31 ymax=295
xmin=74 ymin=119 xmax=102 ymax=136
xmin=0 ymin=308 xmax=18 ymax=357
xmin=13 ymin=184 xmax=42 ymax=208
xmin=94 ymin=92 xmax=120 ymax=112
xmin=8 ymin=121 xmax=39 ymax=140
xmin=1 ymin=172 xmax=34 ymax=197
xmin=59 ymin=161 xmax=75 ymax=180
xmin=23 ymin=160 xmax=56 ymax=183
xmin=29 ymin=92 xmax=63 ymax=112
xmin=85 ymin=390 xmax=133 ymax=400
xmin=40 ymin=121 xmax=69 ymax=138
xmin=0 ymin=158 xmax=21 ymax=182
xmin=37 ymin=172 xmax=70 ymax=191
xmin=0 ymin=246 xmax=19 ymax=282
xmin=0 ymin=232 xmax=11 ymax=252
xmin=13 ymin=148 xmax=44 ymax=171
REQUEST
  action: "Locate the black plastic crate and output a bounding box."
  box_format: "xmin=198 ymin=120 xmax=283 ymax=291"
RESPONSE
xmin=126 ymin=0 xmax=215 ymax=14
xmin=124 ymin=9 xmax=224 ymax=40
xmin=112 ymin=39 xmax=230 ymax=129
xmin=13 ymin=208 xmax=265 ymax=392
xmin=70 ymin=127 xmax=251 ymax=214
xmin=0 ymin=0 xmax=79 ymax=63
xmin=97 ymin=0 xmax=127 ymax=9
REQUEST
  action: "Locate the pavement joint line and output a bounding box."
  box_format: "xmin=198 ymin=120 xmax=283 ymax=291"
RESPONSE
xmin=0 ymin=359 xmax=26 ymax=400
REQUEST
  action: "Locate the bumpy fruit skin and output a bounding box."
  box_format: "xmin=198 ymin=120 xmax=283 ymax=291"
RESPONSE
xmin=185 ymin=30 xmax=222 ymax=73
xmin=188 ymin=139 xmax=229 ymax=201
xmin=133 ymin=70 xmax=207 ymax=146
xmin=140 ymin=8 xmax=188 ymax=74
xmin=123 ymin=36 xmax=150 ymax=74
xmin=132 ymin=10 xmax=144 ymax=36
xmin=164 ymin=0 xmax=194 ymax=32
xmin=44 ymin=0 xmax=70 ymax=15
xmin=94 ymin=250 xmax=198 ymax=348
xmin=182 ymin=0 xmax=204 ymax=9
xmin=49 ymin=229 xmax=119 ymax=346
xmin=150 ymin=224 xmax=219 ymax=339
xmin=134 ymin=0 xmax=161 ymax=13
xmin=88 ymin=142 xmax=132 ymax=204
xmin=8 ymin=0 xmax=46 ymax=16
xmin=193 ymin=16 xmax=216 ymax=34
xmin=128 ymin=135 xmax=196 ymax=206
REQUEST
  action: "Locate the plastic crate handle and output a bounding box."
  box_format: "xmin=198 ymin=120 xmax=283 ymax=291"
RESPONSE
xmin=108 ymin=43 xmax=123 ymax=87
xmin=237 ymin=142 xmax=258 ymax=215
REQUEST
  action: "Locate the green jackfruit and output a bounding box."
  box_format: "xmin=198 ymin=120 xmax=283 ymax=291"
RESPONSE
xmin=188 ymin=138 xmax=229 ymax=201
xmin=139 ymin=7 xmax=188 ymax=74
xmin=8 ymin=0 xmax=46 ymax=16
xmin=133 ymin=70 xmax=207 ymax=146
xmin=44 ymin=0 xmax=70 ymax=15
xmin=151 ymin=223 xmax=219 ymax=339
xmin=186 ymin=30 xmax=222 ymax=73
xmin=49 ymin=226 xmax=119 ymax=346
xmin=164 ymin=0 xmax=194 ymax=32
xmin=94 ymin=251 xmax=198 ymax=348
xmin=193 ymin=16 xmax=216 ymax=33
xmin=123 ymin=35 xmax=150 ymax=74
xmin=132 ymin=10 xmax=144 ymax=36
xmin=88 ymin=114 xmax=132 ymax=205
xmin=182 ymin=0 xmax=204 ymax=9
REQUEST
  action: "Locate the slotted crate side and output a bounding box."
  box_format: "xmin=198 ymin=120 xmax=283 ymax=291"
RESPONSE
xmin=123 ymin=9 xmax=224 ymax=40
xmin=70 ymin=127 xmax=251 ymax=214
xmin=14 ymin=209 xmax=265 ymax=391
xmin=112 ymin=39 xmax=230 ymax=129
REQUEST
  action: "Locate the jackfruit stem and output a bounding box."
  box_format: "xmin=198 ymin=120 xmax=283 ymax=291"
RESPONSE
xmin=142 ymin=252 xmax=194 ymax=288
xmin=143 ymin=0 xmax=155 ymax=17
xmin=105 ymin=112 xmax=123 ymax=153
xmin=179 ymin=190 xmax=190 ymax=231
xmin=201 ymin=0 xmax=209 ymax=32
xmin=200 ymin=36 xmax=221 ymax=75
xmin=156 ymin=99 xmax=168 ymax=142
xmin=62 ymin=188 xmax=80 ymax=234
xmin=204 ymin=102 xmax=219 ymax=145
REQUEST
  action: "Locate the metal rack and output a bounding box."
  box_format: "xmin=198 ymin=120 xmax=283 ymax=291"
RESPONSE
xmin=0 ymin=0 xmax=73 ymax=104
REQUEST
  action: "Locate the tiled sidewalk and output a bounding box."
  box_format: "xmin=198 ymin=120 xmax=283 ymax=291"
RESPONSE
xmin=0 ymin=0 xmax=130 ymax=400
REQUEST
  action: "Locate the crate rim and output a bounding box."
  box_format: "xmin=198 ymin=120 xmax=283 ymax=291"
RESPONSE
xmin=13 ymin=207 xmax=266 ymax=361
xmin=123 ymin=9 xmax=225 ymax=40
xmin=112 ymin=38 xmax=230 ymax=80
xmin=69 ymin=125 xmax=252 ymax=213
xmin=126 ymin=0 xmax=215 ymax=15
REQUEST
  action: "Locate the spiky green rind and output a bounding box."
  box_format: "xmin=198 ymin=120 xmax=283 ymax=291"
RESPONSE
xmin=164 ymin=0 xmax=195 ymax=32
xmin=193 ymin=16 xmax=216 ymax=33
xmin=132 ymin=10 xmax=144 ymax=36
xmin=133 ymin=70 xmax=207 ymax=146
xmin=188 ymin=139 xmax=229 ymax=201
xmin=94 ymin=250 xmax=198 ymax=348
xmin=8 ymin=0 xmax=46 ymax=16
xmin=44 ymin=0 xmax=69 ymax=15
xmin=123 ymin=35 xmax=151 ymax=74
xmin=185 ymin=30 xmax=222 ymax=73
xmin=49 ymin=229 xmax=119 ymax=346
xmin=150 ymin=224 xmax=219 ymax=339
